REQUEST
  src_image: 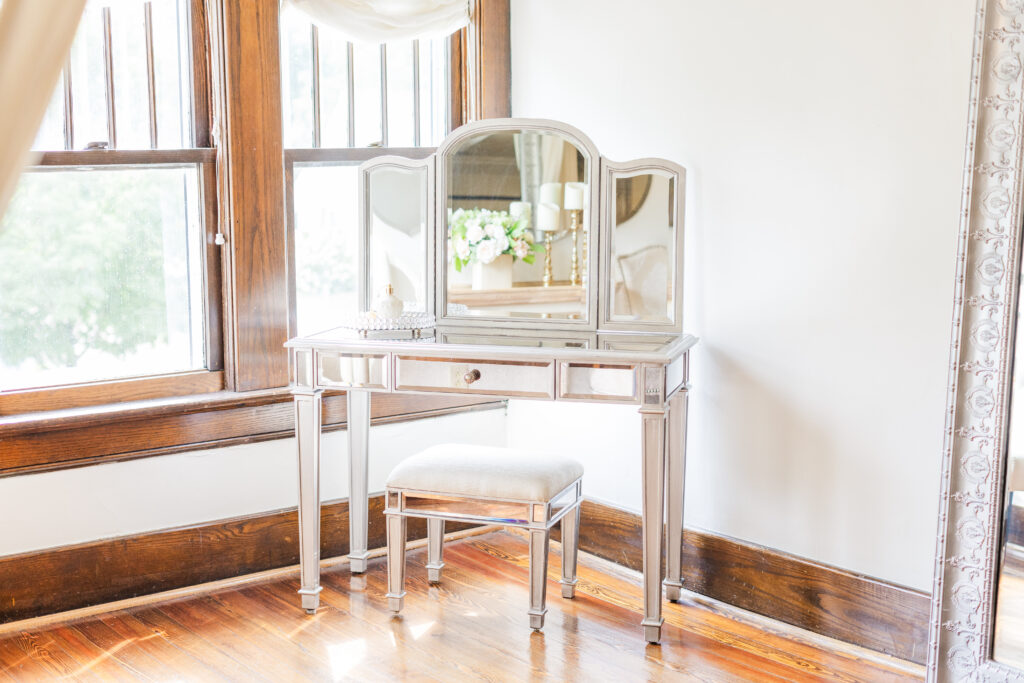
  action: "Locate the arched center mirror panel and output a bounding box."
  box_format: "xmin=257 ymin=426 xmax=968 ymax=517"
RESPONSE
xmin=435 ymin=120 xmax=600 ymax=328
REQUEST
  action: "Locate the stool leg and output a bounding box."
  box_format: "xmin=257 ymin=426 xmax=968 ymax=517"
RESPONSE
xmin=528 ymin=528 xmax=549 ymax=630
xmin=560 ymin=505 xmax=580 ymax=599
xmin=426 ymin=518 xmax=445 ymax=583
xmin=386 ymin=514 xmax=407 ymax=613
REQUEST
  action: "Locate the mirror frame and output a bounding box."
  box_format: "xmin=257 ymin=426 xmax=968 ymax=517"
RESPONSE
xmin=433 ymin=118 xmax=602 ymax=330
xmin=598 ymin=157 xmax=686 ymax=334
xmin=357 ymin=155 xmax=436 ymax=314
xmin=931 ymin=1 xmax=1024 ymax=680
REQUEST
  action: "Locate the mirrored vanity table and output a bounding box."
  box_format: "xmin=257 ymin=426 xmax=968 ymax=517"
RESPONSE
xmin=286 ymin=118 xmax=694 ymax=643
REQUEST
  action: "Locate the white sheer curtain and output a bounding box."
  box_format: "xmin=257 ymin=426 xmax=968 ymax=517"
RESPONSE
xmin=284 ymin=0 xmax=470 ymax=43
xmin=0 ymin=0 xmax=86 ymax=220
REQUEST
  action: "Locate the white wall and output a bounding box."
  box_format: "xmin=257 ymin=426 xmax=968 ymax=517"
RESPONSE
xmin=0 ymin=409 xmax=506 ymax=556
xmin=508 ymin=0 xmax=976 ymax=590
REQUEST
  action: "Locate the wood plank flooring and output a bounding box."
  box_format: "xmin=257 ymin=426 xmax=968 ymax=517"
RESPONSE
xmin=0 ymin=530 xmax=923 ymax=682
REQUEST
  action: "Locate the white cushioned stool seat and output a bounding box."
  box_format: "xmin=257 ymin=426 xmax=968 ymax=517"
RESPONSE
xmin=386 ymin=443 xmax=584 ymax=500
xmin=384 ymin=443 xmax=584 ymax=631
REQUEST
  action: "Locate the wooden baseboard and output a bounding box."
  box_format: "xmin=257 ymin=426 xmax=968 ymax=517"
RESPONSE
xmin=0 ymin=497 xmax=930 ymax=666
xmin=0 ymin=494 xmax=475 ymax=624
xmin=555 ymin=500 xmax=930 ymax=665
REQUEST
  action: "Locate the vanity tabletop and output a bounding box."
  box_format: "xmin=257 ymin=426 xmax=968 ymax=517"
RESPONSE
xmin=286 ymin=325 xmax=698 ymax=365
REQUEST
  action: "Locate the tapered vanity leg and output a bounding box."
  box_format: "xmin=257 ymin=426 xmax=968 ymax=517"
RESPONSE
xmin=528 ymin=529 xmax=550 ymax=630
xmin=560 ymin=504 xmax=580 ymax=599
xmin=347 ymin=390 xmax=371 ymax=573
xmin=664 ymin=388 xmax=689 ymax=602
xmin=386 ymin=514 xmax=407 ymax=613
xmin=295 ymin=388 xmax=324 ymax=613
xmin=426 ymin=518 xmax=445 ymax=583
xmin=640 ymin=406 xmax=668 ymax=643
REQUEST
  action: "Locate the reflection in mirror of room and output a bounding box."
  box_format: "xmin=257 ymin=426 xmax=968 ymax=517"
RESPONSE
xmin=610 ymin=173 xmax=675 ymax=323
xmin=445 ymin=129 xmax=589 ymax=319
xmin=367 ymin=165 xmax=428 ymax=311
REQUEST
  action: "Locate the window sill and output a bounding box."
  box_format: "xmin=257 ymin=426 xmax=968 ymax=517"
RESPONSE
xmin=0 ymin=389 xmax=504 ymax=478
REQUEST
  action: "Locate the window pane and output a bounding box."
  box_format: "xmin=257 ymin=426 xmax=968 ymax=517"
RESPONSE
xmin=318 ymin=32 xmax=351 ymax=148
xmin=0 ymin=166 xmax=206 ymax=390
xmin=385 ymin=42 xmax=415 ymax=148
xmin=293 ymin=164 xmax=359 ymax=335
xmin=110 ymin=2 xmax=151 ymax=148
xmin=425 ymin=37 xmax=448 ymax=146
xmin=150 ymin=0 xmax=193 ymax=148
xmin=32 ymin=79 xmax=66 ymax=151
xmin=280 ymin=5 xmax=314 ymax=148
xmin=352 ymin=42 xmax=383 ymax=147
xmin=69 ymin=4 xmax=110 ymax=149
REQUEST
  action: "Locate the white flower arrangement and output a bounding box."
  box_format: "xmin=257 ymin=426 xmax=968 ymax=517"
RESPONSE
xmin=447 ymin=208 xmax=543 ymax=272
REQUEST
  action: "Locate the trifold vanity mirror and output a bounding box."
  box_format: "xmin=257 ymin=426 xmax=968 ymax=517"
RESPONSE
xmin=932 ymin=2 xmax=1024 ymax=681
xmin=358 ymin=118 xmax=685 ymax=334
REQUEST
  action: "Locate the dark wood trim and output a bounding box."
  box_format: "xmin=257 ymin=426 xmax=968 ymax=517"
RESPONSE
xmin=35 ymin=149 xmax=217 ymax=166
xmin=0 ymin=371 xmax=225 ymax=416
xmin=449 ymin=29 xmax=466 ymax=130
xmin=190 ymin=0 xmax=213 ymax=148
xmin=0 ymin=495 xmax=478 ymax=624
xmin=201 ymin=160 xmax=225 ymax=372
xmin=0 ymin=393 xmax=503 ymax=477
xmin=207 ymin=0 xmax=288 ymax=392
xmin=555 ymin=500 xmax=930 ymax=665
xmin=475 ymin=0 xmax=511 ymax=120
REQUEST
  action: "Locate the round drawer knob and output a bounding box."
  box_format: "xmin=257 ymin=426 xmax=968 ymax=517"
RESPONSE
xmin=463 ymin=369 xmax=481 ymax=384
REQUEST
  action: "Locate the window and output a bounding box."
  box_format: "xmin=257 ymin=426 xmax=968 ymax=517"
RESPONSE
xmin=0 ymin=0 xmax=221 ymax=410
xmin=280 ymin=6 xmax=457 ymax=336
xmin=0 ymin=0 xmax=507 ymax=429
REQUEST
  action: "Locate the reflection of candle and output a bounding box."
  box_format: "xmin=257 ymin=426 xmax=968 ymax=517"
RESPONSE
xmin=509 ymin=201 xmax=531 ymax=227
xmin=540 ymin=182 xmax=563 ymax=206
xmin=537 ymin=202 xmax=560 ymax=231
xmin=564 ymin=182 xmax=586 ymax=210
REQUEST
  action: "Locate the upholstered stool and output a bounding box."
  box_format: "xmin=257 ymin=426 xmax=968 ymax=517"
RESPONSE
xmin=384 ymin=444 xmax=584 ymax=630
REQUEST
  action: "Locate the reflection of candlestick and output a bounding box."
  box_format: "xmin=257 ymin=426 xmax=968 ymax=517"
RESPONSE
xmin=564 ymin=183 xmax=586 ymax=287
xmin=537 ymin=201 xmax=559 ymax=287
xmin=581 ymin=227 xmax=588 ymax=287
xmin=569 ymin=209 xmax=582 ymax=286
xmin=543 ymin=232 xmax=553 ymax=286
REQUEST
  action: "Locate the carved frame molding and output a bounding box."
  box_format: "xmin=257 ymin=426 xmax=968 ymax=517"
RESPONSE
xmin=931 ymin=1 xmax=1024 ymax=680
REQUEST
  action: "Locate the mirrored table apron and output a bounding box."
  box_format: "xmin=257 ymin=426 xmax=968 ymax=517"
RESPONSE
xmin=285 ymin=325 xmax=697 ymax=643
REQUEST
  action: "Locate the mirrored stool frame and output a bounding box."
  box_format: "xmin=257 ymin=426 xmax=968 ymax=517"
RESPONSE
xmin=384 ymin=478 xmax=583 ymax=629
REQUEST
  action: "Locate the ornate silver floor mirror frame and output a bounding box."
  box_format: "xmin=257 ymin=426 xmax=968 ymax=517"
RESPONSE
xmin=931 ymin=1 xmax=1024 ymax=679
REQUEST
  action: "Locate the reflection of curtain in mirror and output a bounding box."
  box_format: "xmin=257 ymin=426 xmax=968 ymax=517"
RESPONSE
xmin=514 ymin=132 xmax=564 ymax=232
xmin=368 ymin=168 xmax=425 ymax=309
xmin=369 ymin=219 xmax=420 ymax=307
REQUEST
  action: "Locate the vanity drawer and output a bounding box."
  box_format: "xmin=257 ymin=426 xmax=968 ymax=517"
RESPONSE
xmin=394 ymin=356 xmax=554 ymax=398
xmin=558 ymin=362 xmax=638 ymax=402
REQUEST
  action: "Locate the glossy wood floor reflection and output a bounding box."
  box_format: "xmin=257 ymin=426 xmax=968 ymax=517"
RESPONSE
xmin=0 ymin=531 xmax=922 ymax=682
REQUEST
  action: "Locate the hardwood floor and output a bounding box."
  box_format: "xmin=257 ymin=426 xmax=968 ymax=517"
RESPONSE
xmin=0 ymin=530 xmax=923 ymax=682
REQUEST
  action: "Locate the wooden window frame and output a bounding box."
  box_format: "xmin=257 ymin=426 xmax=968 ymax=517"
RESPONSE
xmin=0 ymin=0 xmax=511 ymax=474
xmin=0 ymin=0 xmax=223 ymax=415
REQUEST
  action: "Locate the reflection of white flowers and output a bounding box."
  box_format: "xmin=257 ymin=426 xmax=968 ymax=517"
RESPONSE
xmin=513 ymin=239 xmax=530 ymax=259
xmin=447 ymin=207 xmax=541 ymax=271
xmin=465 ymin=219 xmax=484 ymax=243
xmin=475 ymin=238 xmax=499 ymax=264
